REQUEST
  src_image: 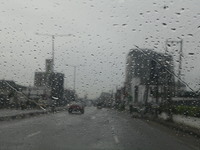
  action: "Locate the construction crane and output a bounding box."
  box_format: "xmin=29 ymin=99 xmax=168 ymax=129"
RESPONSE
xmin=35 ymin=33 xmax=75 ymax=72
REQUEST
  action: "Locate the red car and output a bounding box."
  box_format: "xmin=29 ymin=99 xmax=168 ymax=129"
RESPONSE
xmin=67 ymin=102 xmax=84 ymax=114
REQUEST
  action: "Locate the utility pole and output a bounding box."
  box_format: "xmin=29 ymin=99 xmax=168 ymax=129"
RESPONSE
xmin=66 ymin=64 xmax=84 ymax=100
xmin=66 ymin=65 xmax=77 ymax=91
xmin=73 ymin=66 xmax=76 ymax=92
xmin=36 ymin=33 xmax=75 ymax=72
xmin=165 ymin=39 xmax=183 ymax=96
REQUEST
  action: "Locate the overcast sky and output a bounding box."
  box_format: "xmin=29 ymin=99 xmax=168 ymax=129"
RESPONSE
xmin=0 ymin=0 xmax=200 ymax=98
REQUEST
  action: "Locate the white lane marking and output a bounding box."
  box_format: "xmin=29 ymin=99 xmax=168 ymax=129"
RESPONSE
xmin=91 ymin=116 xmax=96 ymax=120
xmin=113 ymin=135 xmax=119 ymax=144
xmin=27 ymin=131 xmax=41 ymax=138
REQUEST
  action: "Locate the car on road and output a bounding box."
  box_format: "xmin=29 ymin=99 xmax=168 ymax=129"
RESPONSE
xmin=96 ymin=103 xmax=102 ymax=109
xmin=67 ymin=102 xmax=84 ymax=114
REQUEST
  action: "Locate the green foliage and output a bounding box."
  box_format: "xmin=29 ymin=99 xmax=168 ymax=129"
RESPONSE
xmin=173 ymin=105 xmax=200 ymax=117
xmin=118 ymin=104 xmax=125 ymax=111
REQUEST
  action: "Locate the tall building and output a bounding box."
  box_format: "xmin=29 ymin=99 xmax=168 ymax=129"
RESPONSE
xmin=34 ymin=59 xmax=64 ymax=106
xmin=34 ymin=72 xmax=49 ymax=87
xmin=50 ymin=72 xmax=64 ymax=102
xmin=125 ymin=48 xmax=175 ymax=107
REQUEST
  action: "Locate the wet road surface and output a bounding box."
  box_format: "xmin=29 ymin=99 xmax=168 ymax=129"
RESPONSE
xmin=0 ymin=107 xmax=199 ymax=150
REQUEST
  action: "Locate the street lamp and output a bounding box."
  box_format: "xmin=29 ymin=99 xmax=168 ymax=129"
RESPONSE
xmin=65 ymin=64 xmax=85 ymax=100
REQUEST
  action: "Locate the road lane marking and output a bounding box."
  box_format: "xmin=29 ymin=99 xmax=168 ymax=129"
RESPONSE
xmin=27 ymin=131 xmax=41 ymax=138
xmin=113 ymin=135 xmax=119 ymax=144
xmin=91 ymin=116 xmax=96 ymax=120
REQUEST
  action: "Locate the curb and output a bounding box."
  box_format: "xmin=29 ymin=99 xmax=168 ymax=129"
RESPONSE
xmin=0 ymin=111 xmax=48 ymax=121
xmin=155 ymin=118 xmax=200 ymax=138
xmin=132 ymin=113 xmax=200 ymax=138
xmin=0 ymin=108 xmax=67 ymax=121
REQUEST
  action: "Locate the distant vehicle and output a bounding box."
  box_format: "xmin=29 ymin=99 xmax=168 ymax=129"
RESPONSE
xmin=96 ymin=103 xmax=102 ymax=109
xmin=68 ymin=102 xmax=84 ymax=114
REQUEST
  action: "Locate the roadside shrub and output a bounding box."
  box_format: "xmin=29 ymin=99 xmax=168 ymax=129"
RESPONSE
xmin=173 ymin=105 xmax=200 ymax=117
xmin=118 ymin=103 xmax=125 ymax=111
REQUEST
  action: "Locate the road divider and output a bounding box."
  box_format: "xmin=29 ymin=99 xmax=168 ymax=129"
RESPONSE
xmin=0 ymin=107 xmax=67 ymax=121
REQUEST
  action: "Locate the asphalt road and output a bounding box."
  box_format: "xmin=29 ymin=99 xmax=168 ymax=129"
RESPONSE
xmin=0 ymin=107 xmax=199 ymax=150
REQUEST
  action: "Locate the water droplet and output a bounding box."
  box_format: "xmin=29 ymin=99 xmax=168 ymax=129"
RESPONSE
xmin=188 ymin=34 xmax=193 ymax=37
xmin=163 ymin=5 xmax=169 ymax=9
xmin=113 ymin=24 xmax=118 ymax=26
xmin=171 ymin=28 xmax=176 ymax=31
xmin=188 ymin=53 xmax=194 ymax=55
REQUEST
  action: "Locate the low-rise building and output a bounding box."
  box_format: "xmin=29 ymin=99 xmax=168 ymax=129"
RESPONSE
xmin=98 ymin=92 xmax=113 ymax=107
xmin=0 ymin=80 xmax=27 ymax=108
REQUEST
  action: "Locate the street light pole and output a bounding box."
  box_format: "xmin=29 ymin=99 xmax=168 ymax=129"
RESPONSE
xmin=66 ymin=64 xmax=84 ymax=100
xmin=73 ymin=66 xmax=76 ymax=92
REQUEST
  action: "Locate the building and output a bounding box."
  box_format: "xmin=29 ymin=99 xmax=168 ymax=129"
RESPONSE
xmin=175 ymin=81 xmax=187 ymax=96
xmin=50 ymin=72 xmax=64 ymax=104
xmin=34 ymin=59 xmax=64 ymax=106
xmin=114 ymin=87 xmax=127 ymax=109
xmin=125 ymin=48 xmax=175 ymax=110
xmin=22 ymin=86 xmax=51 ymax=100
xmin=34 ymin=72 xmax=50 ymax=87
xmin=0 ymin=80 xmax=27 ymax=108
xmin=63 ymin=89 xmax=77 ymax=103
xmin=98 ymin=92 xmax=113 ymax=107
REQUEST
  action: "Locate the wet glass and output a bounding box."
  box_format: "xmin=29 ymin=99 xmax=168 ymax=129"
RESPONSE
xmin=0 ymin=0 xmax=199 ymax=150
